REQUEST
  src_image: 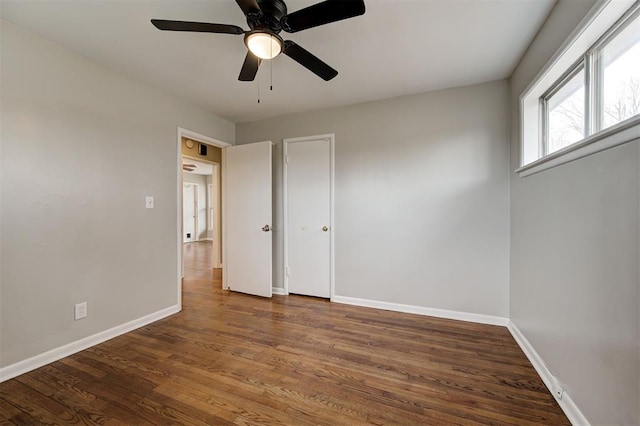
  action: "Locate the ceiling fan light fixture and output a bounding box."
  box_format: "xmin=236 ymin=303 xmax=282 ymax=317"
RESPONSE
xmin=245 ymin=31 xmax=283 ymax=60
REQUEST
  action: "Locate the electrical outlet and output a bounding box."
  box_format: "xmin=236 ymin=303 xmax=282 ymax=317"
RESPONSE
xmin=552 ymin=380 xmax=564 ymax=400
xmin=74 ymin=302 xmax=87 ymax=320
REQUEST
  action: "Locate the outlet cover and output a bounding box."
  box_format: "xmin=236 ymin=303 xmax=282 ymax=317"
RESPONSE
xmin=74 ymin=302 xmax=87 ymax=320
xmin=552 ymin=381 xmax=564 ymax=400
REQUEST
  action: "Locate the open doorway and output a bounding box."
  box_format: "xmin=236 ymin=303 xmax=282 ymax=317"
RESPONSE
xmin=177 ymin=128 xmax=230 ymax=307
xmin=182 ymin=180 xmax=198 ymax=243
xmin=182 ymin=144 xmax=221 ymax=267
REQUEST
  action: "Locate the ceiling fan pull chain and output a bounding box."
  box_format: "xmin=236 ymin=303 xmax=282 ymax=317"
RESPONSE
xmin=270 ymin=35 xmax=274 ymax=91
xmin=257 ymin=74 xmax=261 ymax=104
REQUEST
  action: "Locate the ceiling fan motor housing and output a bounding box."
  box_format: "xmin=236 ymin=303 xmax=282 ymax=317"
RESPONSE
xmin=248 ymin=0 xmax=288 ymax=32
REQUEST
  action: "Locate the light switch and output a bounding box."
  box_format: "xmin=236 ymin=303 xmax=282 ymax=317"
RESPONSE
xmin=146 ymin=196 xmax=154 ymax=209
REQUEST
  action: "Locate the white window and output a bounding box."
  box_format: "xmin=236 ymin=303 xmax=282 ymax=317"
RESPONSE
xmin=519 ymin=0 xmax=640 ymax=176
xmin=599 ymin=13 xmax=640 ymax=130
xmin=542 ymin=64 xmax=586 ymax=154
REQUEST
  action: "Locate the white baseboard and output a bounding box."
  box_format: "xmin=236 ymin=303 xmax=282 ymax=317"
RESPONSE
xmin=0 ymin=304 xmax=180 ymax=383
xmin=508 ymin=321 xmax=590 ymax=426
xmin=272 ymin=286 xmax=286 ymax=295
xmin=331 ymin=295 xmax=508 ymax=326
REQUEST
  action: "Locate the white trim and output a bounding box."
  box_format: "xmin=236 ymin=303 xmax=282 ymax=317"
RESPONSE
xmin=330 ymin=136 xmax=335 ymax=301
xmin=331 ymin=295 xmax=509 ymax=327
xmin=214 ymin=164 xmax=222 ymax=268
xmin=282 ymin=141 xmax=289 ymax=294
xmin=221 ymin=147 xmax=228 ymax=290
xmin=272 ymin=286 xmax=286 ymax=295
xmin=517 ymin=117 xmax=640 ymax=177
xmin=177 ymin=132 xmax=184 ymax=297
xmin=176 ymin=127 xmax=231 ymax=297
xmin=207 ymin=183 xmax=214 ymax=232
xmin=508 ymin=321 xmax=591 ymax=426
xmin=178 ymin=127 xmax=231 ymax=149
xmin=0 ymin=305 xmax=180 ymax=383
xmin=282 ymin=134 xmax=335 ymax=299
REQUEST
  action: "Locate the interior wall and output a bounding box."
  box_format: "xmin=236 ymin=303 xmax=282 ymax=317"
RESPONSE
xmin=182 ymin=173 xmax=208 ymax=240
xmin=0 ymin=20 xmax=235 ymax=368
xmin=509 ymin=1 xmax=639 ymax=424
xmin=237 ymin=80 xmax=511 ymax=318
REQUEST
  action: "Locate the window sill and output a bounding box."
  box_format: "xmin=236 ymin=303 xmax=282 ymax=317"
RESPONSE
xmin=516 ymin=116 xmax=640 ymax=177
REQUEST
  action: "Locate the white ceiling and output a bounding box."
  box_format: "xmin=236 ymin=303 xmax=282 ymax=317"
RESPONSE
xmin=1 ymin=0 xmax=555 ymax=123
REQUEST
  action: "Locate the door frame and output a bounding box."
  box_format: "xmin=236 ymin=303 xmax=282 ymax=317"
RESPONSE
xmin=206 ymin=169 xmax=222 ymax=268
xmin=177 ymin=127 xmax=230 ymax=308
xmin=182 ymin=181 xmax=199 ymax=243
xmin=282 ymin=134 xmax=335 ymax=299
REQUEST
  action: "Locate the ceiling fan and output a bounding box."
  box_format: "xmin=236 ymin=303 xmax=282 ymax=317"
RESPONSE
xmin=151 ymin=0 xmax=365 ymax=82
xmin=182 ymin=163 xmax=197 ymax=172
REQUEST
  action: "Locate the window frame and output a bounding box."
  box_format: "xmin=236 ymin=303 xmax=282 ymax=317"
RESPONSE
xmin=540 ymin=59 xmax=586 ymax=156
xmin=538 ymin=2 xmax=639 ymax=157
xmin=518 ymin=0 xmax=640 ymax=177
xmin=593 ymin=4 xmax=640 ymax=131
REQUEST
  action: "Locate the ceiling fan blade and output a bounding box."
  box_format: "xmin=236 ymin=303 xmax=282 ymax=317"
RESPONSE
xmin=151 ymin=19 xmax=244 ymax=35
xmin=238 ymin=51 xmax=261 ymax=81
xmin=283 ymin=41 xmax=338 ymax=81
xmin=280 ymin=0 xmax=365 ymax=33
xmin=235 ymin=0 xmax=262 ymax=16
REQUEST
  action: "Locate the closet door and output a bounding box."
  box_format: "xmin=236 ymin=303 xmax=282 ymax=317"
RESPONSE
xmin=285 ymin=136 xmax=332 ymax=298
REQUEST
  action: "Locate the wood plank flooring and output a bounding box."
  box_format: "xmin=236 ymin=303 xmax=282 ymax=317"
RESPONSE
xmin=0 ymin=241 xmax=569 ymax=425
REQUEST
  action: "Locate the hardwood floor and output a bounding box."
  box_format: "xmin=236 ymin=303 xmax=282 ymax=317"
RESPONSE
xmin=0 ymin=241 xmax=569 ymax=425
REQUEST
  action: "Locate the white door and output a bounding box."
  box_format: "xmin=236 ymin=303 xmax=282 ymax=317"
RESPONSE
xmin=183 ymin=183 xmax=197 ymax=243
xmin=225 ymin=141 xmax=272 ymax=297
xmin=285 ymin=136 xmax=332 ymax=298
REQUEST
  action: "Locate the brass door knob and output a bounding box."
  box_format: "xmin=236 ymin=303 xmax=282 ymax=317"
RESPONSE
xmin=322 ymin=226 xmax=329 ymax=232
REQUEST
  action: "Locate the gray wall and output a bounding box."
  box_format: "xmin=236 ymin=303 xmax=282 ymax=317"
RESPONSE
xmin=509 ymin=1 xmax=639 ymax=424
xmin=0 ymin=21 xmax=234 ymax=367
xmin=237 ymin=80 xmax=511 ymax=318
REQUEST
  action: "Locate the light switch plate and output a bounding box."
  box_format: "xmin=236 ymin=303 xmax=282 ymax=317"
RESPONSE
xmin=146 ymin=196 xmax=154 ymax=209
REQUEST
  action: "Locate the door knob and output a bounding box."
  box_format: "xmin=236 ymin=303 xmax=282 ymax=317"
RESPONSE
xmin=262 ymin=224 xmax=271 ymax=232
xmin=322 ymin=226 xmax=329 ymax=232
